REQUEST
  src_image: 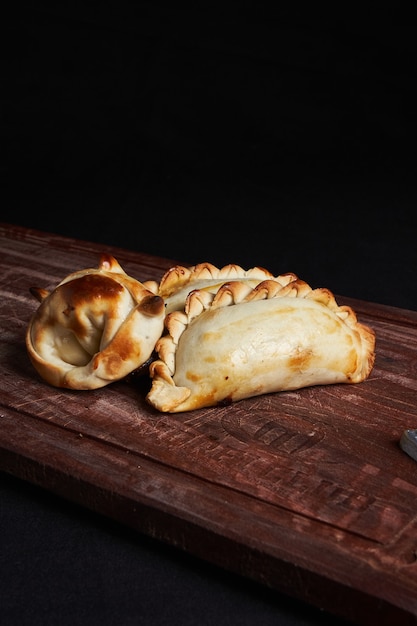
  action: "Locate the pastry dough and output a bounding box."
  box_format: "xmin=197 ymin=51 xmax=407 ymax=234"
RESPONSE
xmin=26 ymin=254 xmax=165 ymax=389
xmin=144 ymin=262 xmax=298 ymax=314
xmin=26 ymin=257 xmax=376 ymax=410
xmin=146 ymin=277 xmax=376 ymax=413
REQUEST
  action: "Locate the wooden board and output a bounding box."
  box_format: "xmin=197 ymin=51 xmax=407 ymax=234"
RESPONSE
xmin=1 ymin=222 xmax=417 ymax=625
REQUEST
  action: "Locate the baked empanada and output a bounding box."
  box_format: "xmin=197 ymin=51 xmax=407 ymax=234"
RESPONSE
xmin=26 ymin=254 xmax=165 ymax=389
xmin=146 ymin=277 xmax=376 ymax=413
xmin=144 ymin=262 xmax=298 ymax=314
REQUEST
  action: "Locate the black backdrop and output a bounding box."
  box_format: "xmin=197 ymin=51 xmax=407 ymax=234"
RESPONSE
xmin=2 ymin=4 xmax=417 ymax=625
xmin=3 ymin=4 xmax=417 ymax=309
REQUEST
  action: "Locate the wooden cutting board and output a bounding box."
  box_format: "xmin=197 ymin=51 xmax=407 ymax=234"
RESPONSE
xmin=1 ymin=222 xmax=417 ymax=625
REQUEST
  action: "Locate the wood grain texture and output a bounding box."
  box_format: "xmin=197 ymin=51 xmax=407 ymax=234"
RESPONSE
xmin=1 ymin=222 xmax=417 ymax=625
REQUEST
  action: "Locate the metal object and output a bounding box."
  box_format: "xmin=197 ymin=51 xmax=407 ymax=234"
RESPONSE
xmin=400 ymin=429 xmax=417 ymax=462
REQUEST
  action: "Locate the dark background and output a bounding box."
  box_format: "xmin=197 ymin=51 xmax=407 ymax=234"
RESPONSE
xmin=3 ymin=4 xmax=417 ymax=309
xmin=2 ymin=4 xmax=417 ymax=625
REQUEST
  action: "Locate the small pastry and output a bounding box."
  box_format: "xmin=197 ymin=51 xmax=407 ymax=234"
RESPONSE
xmin=26 ymin=254 xmax=165 ymax=389
xmin=144 ymin=262 xmax=298 ymax=314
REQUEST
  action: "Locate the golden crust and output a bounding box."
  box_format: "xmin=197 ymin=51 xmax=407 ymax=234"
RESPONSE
xmin=25 ymin=257 xmax=376 ymax=411
xmin=143 ymin=262 xmax=298 ymax=314
xmin=146 ymin=277 xmax=376 ymax=413
xmin=26 ymin=254 xmax=165 ymax=389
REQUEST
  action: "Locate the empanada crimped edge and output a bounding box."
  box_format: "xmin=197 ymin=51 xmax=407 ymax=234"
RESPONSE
xmin=146 ymin=277 xmax=376 ymax=413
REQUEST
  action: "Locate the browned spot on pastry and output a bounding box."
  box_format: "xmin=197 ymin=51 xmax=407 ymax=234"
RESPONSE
xmin=186 ymin=371 xmax=204 ymax=383
xmin=138 ymin=294 xmax=165 ymax=317
xmin=100 ymin=353 xmax=125 ymax=377
xmin=288 ymin=348 xmax=313 ymax=372
xmin=61 ymin=274 xmax=124 ymax=304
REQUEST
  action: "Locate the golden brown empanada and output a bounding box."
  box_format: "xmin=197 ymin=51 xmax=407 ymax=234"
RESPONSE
xmin=146 ymin=277 xmax=376 ymax=413
xmin=144 ymin=262 xmax=298 ymax=314
xmin=26 ymin=254 xmax=165 ymax=389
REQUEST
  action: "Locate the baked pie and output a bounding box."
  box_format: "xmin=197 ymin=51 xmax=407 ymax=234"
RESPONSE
xmin=146 ymin=275 xmax=376 ymax=412
xmin=26 ymin=254 xmax=165 ymax=389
